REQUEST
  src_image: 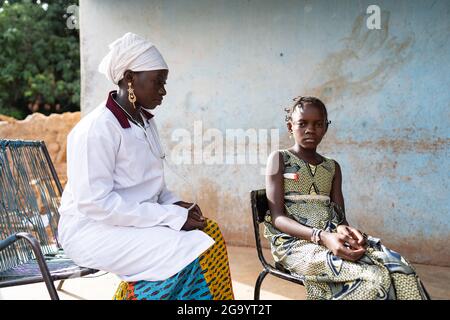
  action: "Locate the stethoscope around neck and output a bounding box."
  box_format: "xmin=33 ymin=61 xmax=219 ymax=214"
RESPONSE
xmin=112 ymin=96 xmax=165 ymax=158
xmin=113 ymin=97 xmax=198 ymax=210
xmin=133 ymin=112 xmax=166 ymax=160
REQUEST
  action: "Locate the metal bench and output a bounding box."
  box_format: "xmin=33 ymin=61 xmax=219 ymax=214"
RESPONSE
xmin=0 ymin=140 xmax=98 ymax=300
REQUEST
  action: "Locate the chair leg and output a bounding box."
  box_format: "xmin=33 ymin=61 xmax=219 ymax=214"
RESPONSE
xmin=420 ymin=280 xmax=432 ymax=300
xmin=57 ymin=280 xmax=65 ymax=291
xmin=254 ymin=269 xmax=269 ymax=300
xmin=16 ymin=233 xmax=59 ymax=300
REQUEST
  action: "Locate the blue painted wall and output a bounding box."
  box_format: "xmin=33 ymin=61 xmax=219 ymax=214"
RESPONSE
xmin=80 ymin=0 xmax=450 ymax=265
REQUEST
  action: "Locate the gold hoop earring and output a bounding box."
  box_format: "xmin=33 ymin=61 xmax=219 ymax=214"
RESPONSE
xmin=127 ymin=82 xmax=137 ymax=109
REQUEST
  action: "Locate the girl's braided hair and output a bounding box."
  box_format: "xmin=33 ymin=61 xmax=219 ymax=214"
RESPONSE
xmin=284 ymin=96 xmax=331 ymax=129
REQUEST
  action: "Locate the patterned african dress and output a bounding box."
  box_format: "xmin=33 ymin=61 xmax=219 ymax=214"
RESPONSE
xmin=113 ymin=219 xmax=234 ymax=300
xmin=263 ymin=149 xmax=429 ymax=300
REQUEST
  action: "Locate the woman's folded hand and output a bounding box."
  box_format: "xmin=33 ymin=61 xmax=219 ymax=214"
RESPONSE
xmin=175 ymin=201 xmax=207 ymax=231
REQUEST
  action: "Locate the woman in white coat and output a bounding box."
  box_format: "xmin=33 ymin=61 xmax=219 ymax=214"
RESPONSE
xmin=58 ymin=33 xmax=234 ymax=300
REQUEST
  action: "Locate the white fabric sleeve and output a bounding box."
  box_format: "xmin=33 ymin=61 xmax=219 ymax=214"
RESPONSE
xmin=67 ymin=121 xmax=188 ymax=230
xmin=158 ymin=181 xmax=182 ymax=205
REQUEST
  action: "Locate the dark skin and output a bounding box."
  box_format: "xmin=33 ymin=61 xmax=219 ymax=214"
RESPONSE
xmin=266 ymin=103 xmax=366 ymax=262
xmin=115 ymin=69 xmax=168 ymax=126
xmin=116 ymin=69 xmax=206 ymax=231
xmin=172 ymin=201 xmax=207 ymax=231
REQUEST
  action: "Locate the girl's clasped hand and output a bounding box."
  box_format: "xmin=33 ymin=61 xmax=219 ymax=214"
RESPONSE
xmin=321 ymin=225 xmax=367 ymax=261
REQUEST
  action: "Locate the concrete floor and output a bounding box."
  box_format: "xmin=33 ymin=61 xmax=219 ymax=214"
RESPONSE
xmin=0 ymin=246 xmax=449 ymax=300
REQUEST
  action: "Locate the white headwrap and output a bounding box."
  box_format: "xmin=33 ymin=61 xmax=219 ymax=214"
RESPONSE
xmin=98 ymin=32 xmax=168 ymax=85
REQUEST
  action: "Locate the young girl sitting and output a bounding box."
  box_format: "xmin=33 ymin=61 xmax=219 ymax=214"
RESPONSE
xmin=264 ymin=96 xmax=429 ymax=300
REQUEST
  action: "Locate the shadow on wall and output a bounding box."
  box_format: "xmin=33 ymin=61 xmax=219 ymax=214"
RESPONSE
xmin=305 ymin=11 xmax=414 ymax=102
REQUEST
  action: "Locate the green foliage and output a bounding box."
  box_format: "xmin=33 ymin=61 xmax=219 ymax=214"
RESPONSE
xmin=0 ymin=0 xmax=80 ymax=119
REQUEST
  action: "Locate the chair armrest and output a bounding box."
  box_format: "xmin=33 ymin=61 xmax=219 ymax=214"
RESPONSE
xmin=0 ymin=234 xmax=19 ymax=251
xmin=1 ymin=232 xmax=60 ymax=299
xmin=0 ymin=232 xmax=46 ymax=264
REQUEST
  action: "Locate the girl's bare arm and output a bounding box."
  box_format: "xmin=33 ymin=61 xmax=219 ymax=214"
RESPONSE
xmin=266 ymin=151 xmax=318 ymax=240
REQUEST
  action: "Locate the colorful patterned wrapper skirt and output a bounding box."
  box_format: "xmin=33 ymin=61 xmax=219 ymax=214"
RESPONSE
xmin=113 ymin=219 xmax=234 ymax=300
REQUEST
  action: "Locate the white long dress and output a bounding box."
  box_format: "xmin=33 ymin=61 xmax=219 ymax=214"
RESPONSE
xmin=58 ymin=91 xmax=214 ymax=282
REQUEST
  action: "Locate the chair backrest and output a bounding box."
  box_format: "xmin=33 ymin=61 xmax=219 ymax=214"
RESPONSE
xmin=250 ymin=189 xmax=271 ymax=266
xmin=0 ymin=140 xmax=63 ymax=273
xmin=250 ymin=189 xmax=269 ymax=223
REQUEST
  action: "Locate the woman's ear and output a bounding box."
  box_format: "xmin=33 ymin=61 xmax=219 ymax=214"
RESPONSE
xmin=123 ymin=70 xmax=134 ymax=84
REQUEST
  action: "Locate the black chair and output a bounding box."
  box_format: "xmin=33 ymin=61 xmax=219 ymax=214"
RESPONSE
xmin=251 ymin=189 xmax=434 ymax=300
xmin=0 ymin=140 xmax=98 ymax=300
xmin=250 ymin=189 xmax=305 ymax=300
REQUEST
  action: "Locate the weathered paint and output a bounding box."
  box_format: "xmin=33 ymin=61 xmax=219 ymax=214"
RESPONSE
xmin=79 ymin=0 xmax=450 ymax=265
